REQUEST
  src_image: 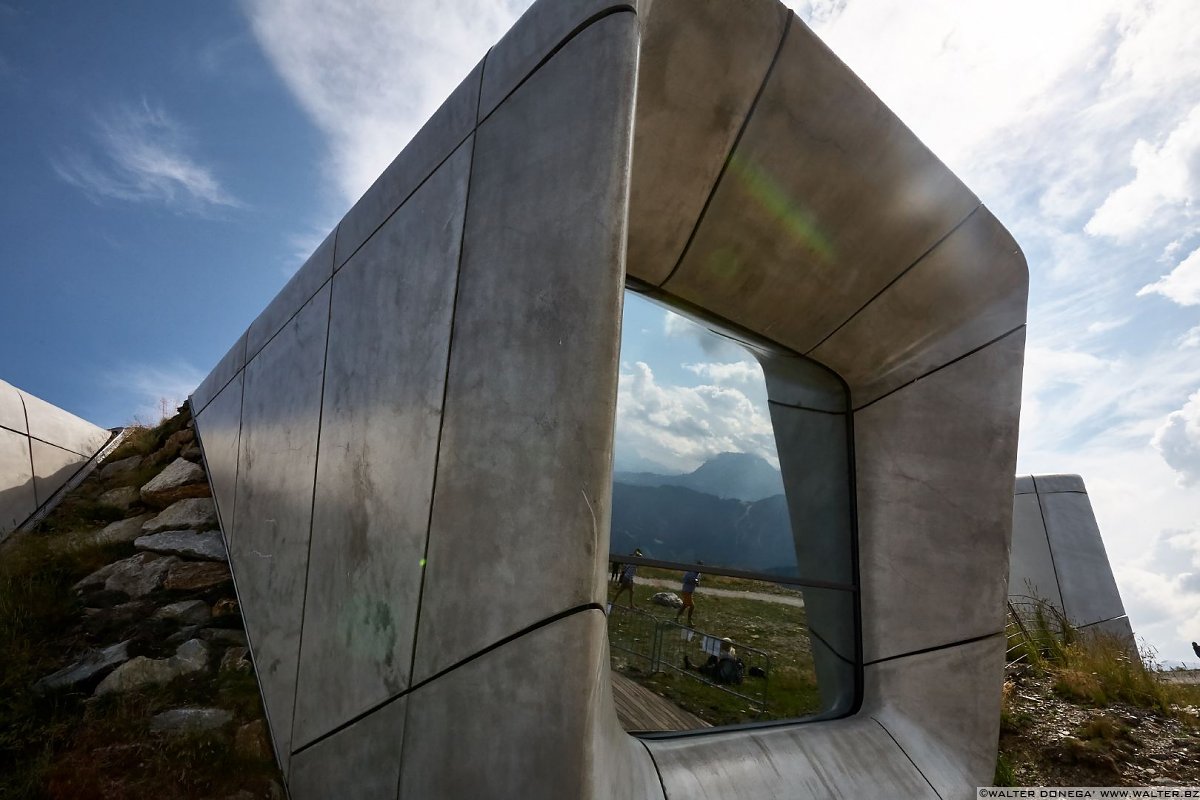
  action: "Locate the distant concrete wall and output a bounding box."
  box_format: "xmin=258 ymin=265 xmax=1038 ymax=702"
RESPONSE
xmin=0 ymin=378 xmax=111 ymax=538
xmin=1010 ymin=474 xmax=1134 ymax=642
xmin=192 ymin=1 xmax=1028 ymax=798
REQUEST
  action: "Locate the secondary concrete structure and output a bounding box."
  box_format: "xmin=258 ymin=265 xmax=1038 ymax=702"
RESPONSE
xmin=1010 ymin=474 xmax=1134 ymax=643
xmin=0 ymin=378 xmax=112 ymax=539
xmin=191 ymin=1 xmax=1028 ymax=797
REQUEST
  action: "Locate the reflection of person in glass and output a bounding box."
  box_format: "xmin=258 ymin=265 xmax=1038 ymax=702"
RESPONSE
xmin=612 ymin=548 xmax=642 ymax=608
xmin=675 ymin=562 xmax=702 ymax=627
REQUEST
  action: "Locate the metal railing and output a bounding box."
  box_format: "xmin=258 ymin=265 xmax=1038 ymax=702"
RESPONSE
xmin=606 ymin=605 xmax=772 ymax=713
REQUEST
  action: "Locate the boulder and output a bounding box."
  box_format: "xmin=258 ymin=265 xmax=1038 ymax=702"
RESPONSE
xmin=80 ymin=513 xmax=156 ymax=547
xmin=154 ymin=599 xmax=211 ymax=624
xmin=74 ymin=552 xmax=179 ymax=598
xmin=200 ymin=628 xmax=247 ymax=647
xmin=79 ymin=588 xmax=130 ymax=609
xmin=142 ymin=498 xmax=217 ymax=533
xmin=651 ymin=591 xmax=684 ymax=609
xmin=163 ymin=561 xmax=233 ymax=592
xmin=145 ymin=429 xmax=195 ymax=468
xmin=81 ymin=599 xmax=154 ymax=638
xmin=135 ymin=530 xmax=227 ymax=562
xmin=97 ymin=486 xmax=140 ymax=512
xmin=180 ymin=444 xmax=203 ymax=463
xmin=212 ymin=597 xmax=240 ymax=618
xmin=94 ymin=639 xmax=210 ymax=695
xmin=139 ymin=458 xmax=209 ymax=508
xmin=220 ymin=646 xmax=251 ymax=673
xmin=34 ymin=641 xmax=131 ymax=693
xmin=234 ymin=720 xmax=273 ymax=761
xmin=99 ymin=455 xmax=142 ymax=481
xmin=150 ymin=707 xmax=233 ymax=733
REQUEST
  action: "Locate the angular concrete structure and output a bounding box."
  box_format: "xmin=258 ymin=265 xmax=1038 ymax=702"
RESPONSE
xmin=1010 ymin=474 xmax=1134 ymax=642
xmin=191 ymin=1 xmax=1028 ymax=797
xmin=0 ymin=378 xmax=112 ymax=539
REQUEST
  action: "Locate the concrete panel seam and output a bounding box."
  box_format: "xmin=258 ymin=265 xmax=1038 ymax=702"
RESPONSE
xmin=17 ymin=390 xmax=37 ymax=507
xmin=863 ymin=630 xmax=1004 ymax=668
xmin=1077 ymin=614 xmax=1131 ymax=631
xmin=803 ymin=204 xmax=983 ymax=356
xmin=657 ymin=11 xmax=793 ymax=289
xmin=767 ymin=398 xmax=847 ymax=417
xmin=246 ymin=274 xmax=333 ymax=366
xmin=191 ymin=365 xmax=242 ymax=417
xmin=296 ymin=602 xmax=606 ymax=760
xmin=637 ymin=736 xmax=670 ymax=800
xmin=288 ymin=264 xmax=337 ymax=758
xmin=23 ymin=432 xmax=98 ymax=460
xmin=1033 ymin=486 xmax=1068 ymax=617
xmin=476 ymin=5 xmax=638 ymax=131
xmin=851 ymin=323 xmax=1026 ymax=413
xmin=870 ymin=715 xmax=943 ymax=800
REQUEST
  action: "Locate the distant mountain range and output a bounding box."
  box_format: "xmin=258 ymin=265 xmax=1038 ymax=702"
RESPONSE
xmin=610 ymin=453 xmax=796 ymax=574
xmin=614 ymin=452 xmax=784 ymax=503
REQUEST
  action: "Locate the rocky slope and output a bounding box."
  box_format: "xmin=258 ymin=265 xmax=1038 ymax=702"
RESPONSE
xmin=0 ymin=407 xmax=282 ymax=799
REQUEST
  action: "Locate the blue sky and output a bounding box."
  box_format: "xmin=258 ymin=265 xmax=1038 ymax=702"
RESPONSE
xmin=1 ymin=0 xmax=1198 ymax=664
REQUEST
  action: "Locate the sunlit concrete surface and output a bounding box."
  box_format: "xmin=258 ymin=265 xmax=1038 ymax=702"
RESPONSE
xmin=191 ymin=0 xmax=1028 ymax=797
xmin=0 ymin=378 xmax=112 ymax=539
xmin=1010 ymin=474 xmax=1134 ymax=643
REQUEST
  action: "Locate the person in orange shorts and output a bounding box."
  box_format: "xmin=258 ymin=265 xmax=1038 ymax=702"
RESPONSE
xmin=675 ymin=562 xmax=702 ymax=627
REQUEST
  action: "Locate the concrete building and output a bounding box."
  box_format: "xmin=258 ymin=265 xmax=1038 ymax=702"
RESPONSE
xmin=0 ymin=378 xmax=112 ymax=540
xmin=1010 ymin=474 xmax=1135 ymax=644
xmin=191 ymin=1 xmax=1028 ymax=797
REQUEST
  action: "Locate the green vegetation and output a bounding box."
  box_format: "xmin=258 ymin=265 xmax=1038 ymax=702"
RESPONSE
xmin=607 ymin=573 xmax=820 ymax=728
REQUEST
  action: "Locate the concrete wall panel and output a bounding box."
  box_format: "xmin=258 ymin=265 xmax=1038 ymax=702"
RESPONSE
xmin=292 ymin=142 xmax=472 ymax=747
xmin=810 ymin=208 xmax=1028 ymax=407
xmin=646 ymin=716 xmax=938 ymax=799
xmin=20 ymin=388 xmax=110 ymax=457
xmin=0 ymin=427 xmax=36 ymax=532
xmin=865 ymin=635 xmax=1006 ymax=800
xmin=1034 ymin=473 xmax=1086 ymax=494
xmin=0 ymin=380 xmax=27 ymax=433
xmin=1040 ymin=490 xmax=1125 ymax=626
xmin=194 ymin=373 xmax=243 ymax=536
xmin=247 ymin=230 xmax=335 ymax=361
xmin=626 ymin=0 xmax=788 ymax=284
xmin=289 ymin=698 xmax=406 ymax=800
xmin=231 ymin=285 xmax=330 ymax=774
xmin=856 ymin=330 xmax=1024 ymax=662
xmin=30 ymin=439 xmax=88 ymax=506
xmin=662 ymin=19 xmax=980 ymax=355
xmin=192 ymin=331 xmax=247 ymax=415
xmin=1009 ymin=492 xmax=1064 ymax=608
xmin=412 ymin=13 xmax=638 ymax=682
xmin=335 ymin=61 xmax=482 ymax=270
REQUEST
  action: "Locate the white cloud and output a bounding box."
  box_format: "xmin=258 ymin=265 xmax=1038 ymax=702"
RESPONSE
xmin=615 ymin=361 xmax=776 ymax=473
xmin=51 ymin=100 xmax=240 ymax=212
xmin=682 ymin=361 xmax=763 ymax=385
xmin=1181 ymin=325 xmax=1200 ymax=348
xmin=1153 ymin=389 xmax=1200 ymax=486
xmin=240 ymin=0 xmax=532 ymax=204
xmin=662 ymin=309 xmax=744 ymax=359
xmin=1138 ymin=246 xmax=1200 ymax=306
xmin=1086 ymin=105 xmax=1200 ymax=240
xmin=107 ymin=360 xmax=206 ymax=425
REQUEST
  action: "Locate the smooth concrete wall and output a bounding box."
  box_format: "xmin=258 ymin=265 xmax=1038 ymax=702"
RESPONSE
xmin=1010 ymin=474 xmax=1134 ymax=641
xmin=0 ymin=378 xmax=111 ymax=538
xmin=192 ymin=1 xmax=1028 ymax=798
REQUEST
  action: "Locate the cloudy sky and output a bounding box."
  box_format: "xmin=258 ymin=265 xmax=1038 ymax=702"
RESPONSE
xmin=1 ymin=0 xmax=1197 ymax=664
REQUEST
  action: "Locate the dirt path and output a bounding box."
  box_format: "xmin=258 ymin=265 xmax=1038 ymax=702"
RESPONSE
xmin=636 ymin=577 xmax=806 ymax=609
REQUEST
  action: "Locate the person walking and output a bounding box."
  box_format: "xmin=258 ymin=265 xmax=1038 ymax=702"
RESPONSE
xmin=612 ymin=548 xmax=642 ymax=608
xmin=675 ymin=562 xmax=702 ymax=627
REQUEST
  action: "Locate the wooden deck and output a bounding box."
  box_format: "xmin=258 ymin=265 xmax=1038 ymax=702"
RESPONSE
xmin=611 ymin=669 xmax=711 ymax=732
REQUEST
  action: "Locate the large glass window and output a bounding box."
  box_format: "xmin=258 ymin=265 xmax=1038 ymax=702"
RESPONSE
xmin=607 ymin=289 xmax=856 ymax=733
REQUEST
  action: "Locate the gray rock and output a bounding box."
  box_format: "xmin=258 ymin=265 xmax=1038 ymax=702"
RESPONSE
xmin=234 ymin=720 xmax=272 ymax=761
xmin=142 ymin=498 xmax=218 ymax=533
xmin=99 ymin=455 xmax=142 ymax=481
xmin=162 ymin=561 xmax=232 ymax=592
xmin=34 ymin=641 xmax=130 ymax=693
xmin=150 ymin=707 xmax=233 ymax=733
xmin=139 ymin=458 xmax=209 ymax=508
xmin=154 ymin=599 xmax=211 ymax=624
xmin=74 ymin=552 xmax=179 ymax=597
xmin=220 ymin=646 xmax=250 ymax=673
xmin=180 ymin=444 xmax=203 ymax=462
xmin=97 ymin=486 xmax=140 ymax=511
xmin=651 ymin=591 xmax=684 ymax=609
xmin=135 ymin=530 xmax=227 ymax=562
xmin=199 ymin=628 xmax=247 ymax=647
xmin=86 ymin=514 xmax=156 ymax=547
xmin=94 ymin=639 xmax=210 ymax=695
